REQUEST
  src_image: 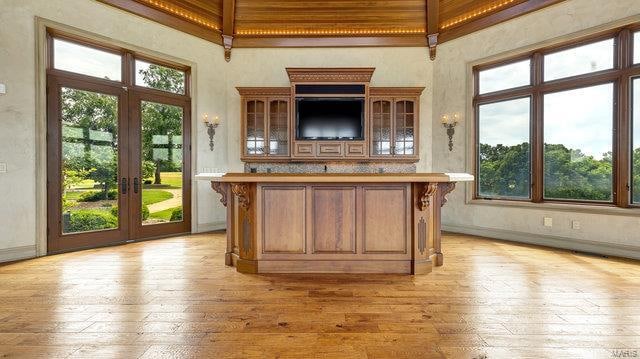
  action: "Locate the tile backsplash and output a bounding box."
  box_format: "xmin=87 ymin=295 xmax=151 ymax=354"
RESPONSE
xmin=244 ymin=162 xmax=416 ymax=173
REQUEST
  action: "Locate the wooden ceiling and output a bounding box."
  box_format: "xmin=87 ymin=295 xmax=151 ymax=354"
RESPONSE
xmin=98 ymin=0 xmax=565 ymax=60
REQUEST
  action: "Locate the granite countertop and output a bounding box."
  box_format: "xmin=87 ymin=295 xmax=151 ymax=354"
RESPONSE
xmin=195 ymin=172 xmax=474 ymax=183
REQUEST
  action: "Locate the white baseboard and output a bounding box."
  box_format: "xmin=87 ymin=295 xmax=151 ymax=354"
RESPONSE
xmin=195 ymin=221 xmax=226 ymax=233
xmin=443 ymin=223 xmax=640 ymax=261
xmin=0 ymin=245 xmax=37 ymax=263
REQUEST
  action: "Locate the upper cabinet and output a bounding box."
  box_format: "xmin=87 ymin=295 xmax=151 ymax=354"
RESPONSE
xmin=238 ymin=70 xmax=423 ymax=163
xmin=239 ymin=88 xmax=291 ymax=161
xmin=369 ymin=88 xmax=422 ymax=161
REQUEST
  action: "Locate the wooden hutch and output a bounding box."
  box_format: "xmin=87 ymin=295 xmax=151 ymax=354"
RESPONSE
xmin=237 ymin=68 xmax=424 ymax=162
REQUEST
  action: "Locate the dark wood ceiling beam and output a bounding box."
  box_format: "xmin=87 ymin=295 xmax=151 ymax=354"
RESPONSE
xmin=426 ymin=0 xmax=439 ymax=60
xmin=439 ymin=0 xmax=566 ymax=43
xmin=96 ymin=0 xmax=222 ymax=45
xmin=233 ymin=35 xmax=426 ymax=48
xmin=222 ymin=0 xmax=236 ymax=62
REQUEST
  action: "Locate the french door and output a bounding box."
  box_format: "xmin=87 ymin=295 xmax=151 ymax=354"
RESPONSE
xmin=46 ymin=71 xmax=191 ymax=253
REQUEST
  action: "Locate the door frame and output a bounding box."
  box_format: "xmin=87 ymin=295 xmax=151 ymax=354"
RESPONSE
xmin=129 ymin=90 xmax=192 ymax=239
xmin=46 ymin=74 xmax=131 ymax=253
xmin=38 ymin=21 xmax=197 ymax=255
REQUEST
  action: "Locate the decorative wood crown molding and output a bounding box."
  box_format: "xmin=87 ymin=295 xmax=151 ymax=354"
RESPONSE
xmin=369 ymin=87 xmax=426 ymax=97
xmin=236 ymin=87 xmax=291 ymax=96
xmin=286 ymin=68 xmax=375 ymax=83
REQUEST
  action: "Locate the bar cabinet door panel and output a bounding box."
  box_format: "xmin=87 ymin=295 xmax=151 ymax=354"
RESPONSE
xmin=267 ymin=99 xmax=289 ymax=156
xmin=245 ymin=99 xmax=266 ymax=156
xmin=394 ymin=100 xmax=415 ymax=156
xmin=370 ymin=99 xmax=393 ymax=156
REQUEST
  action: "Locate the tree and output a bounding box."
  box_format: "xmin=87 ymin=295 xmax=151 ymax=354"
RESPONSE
xmin=138 ymin=64 xmax=184 ymax=185
xmin=59 ymin=64 xmax=184 ymax=195
xmin=478 ymin=142 xmax=530 ymax=198
xmin=479 ymin=141 xmax=613 ymax=201
xmin=61 ymin=88 xmax=118 ymax=199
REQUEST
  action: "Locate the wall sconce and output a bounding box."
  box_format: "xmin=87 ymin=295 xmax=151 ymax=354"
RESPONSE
xmin=203 ymin=113 xmax=220 ymax=151
xmin=441 ymin=113 xmax=460 ymax=152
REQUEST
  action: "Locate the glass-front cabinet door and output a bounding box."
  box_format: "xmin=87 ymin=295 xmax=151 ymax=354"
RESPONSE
xmin=243 ymin=97 xmax=289 ymax=158
xmin=394 ymin=100 xmax=415 ymax=156
xmin=370 ymin=98 xmax=417 ymax=158
xmin=371 ymin=99 xmax=392 ymax=155
xmin=268 ymin=99 xmax=289 ymax=156
xmin=245 ymin=99 xmax=266 ymax=156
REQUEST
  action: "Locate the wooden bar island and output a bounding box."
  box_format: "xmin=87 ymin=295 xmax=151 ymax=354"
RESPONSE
xmin=196 ymin=173 xmax=473 ymax=275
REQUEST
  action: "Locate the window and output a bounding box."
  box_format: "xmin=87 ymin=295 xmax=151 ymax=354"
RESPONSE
xmin=474 ymin=25 xmax=640 ymax=207
xmin=543 ymin=84 xmax=613 ymax=201
xmin=135 ymin=60 xmax=186 ymax=94
xmin=53 ymin=38 xmax=122 ymax=81
xmin=478 ymin=60 xmax=530 ymax=94
xmin=544 ymin=39 xmax=614 ymax=81
xmin=478 ymin=98 xmax=531 ymax=199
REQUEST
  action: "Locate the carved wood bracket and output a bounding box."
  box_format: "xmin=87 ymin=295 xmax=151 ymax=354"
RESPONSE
xmin=231 ymin=183 xmax=250 ymax=209
xmin=222 ymin=34 xmax=233 ymax=62
xmin=427 ymin=33 xmax=439 ymax=61
xmin=417 ymin=183 xmax=439 ymax=211
xmin=438 ymin=182 xmax=456 ymax=207
xmin=211 ymin=182 xmax=228 ymax=207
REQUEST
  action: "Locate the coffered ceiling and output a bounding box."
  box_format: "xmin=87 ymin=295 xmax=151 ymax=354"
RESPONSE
xmin=98 ymin=0 xmax=565 ymax=61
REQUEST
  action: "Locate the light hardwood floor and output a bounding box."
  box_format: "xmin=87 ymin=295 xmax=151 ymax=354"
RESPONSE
xmin=0 ymin=232 xmax=639 ymax=358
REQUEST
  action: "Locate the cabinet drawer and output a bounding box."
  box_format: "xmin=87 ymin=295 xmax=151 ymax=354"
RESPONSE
xmin=345 ymin=143 xmax=365 ymax=157
xmin=294 ymin=143 xmax=315 ymax=157
xmin=317 ymin=143 xmax=343 ymax=157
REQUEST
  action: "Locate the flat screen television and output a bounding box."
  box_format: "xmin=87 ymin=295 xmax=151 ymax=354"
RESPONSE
xmin=296 ymin=98 xmax=364 ymax=140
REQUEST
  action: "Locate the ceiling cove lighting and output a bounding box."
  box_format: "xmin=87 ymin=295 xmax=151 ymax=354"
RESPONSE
xmin=140 ymin=0 xmax=220 ymax=30
xmin=440 ymin=0 xmax=517 ymax=30
xmin=236 ymin=29 xmax=426 ymax=36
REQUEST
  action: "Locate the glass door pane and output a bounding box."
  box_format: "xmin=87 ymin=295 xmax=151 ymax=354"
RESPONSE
xmin=394 ymin=101 xmax=414 ymax=155
xmin=371 ymin=100 xmax=391 ymax=155
xmin=246 ymin=100 xmax=265 ymax=155
xmin=60 ymin=87 xmax=120 ymax=234
xmin=268 ymin=100 xmax=289 ymax=155
xmin=140 ymin=101 xmax=184 ymax=225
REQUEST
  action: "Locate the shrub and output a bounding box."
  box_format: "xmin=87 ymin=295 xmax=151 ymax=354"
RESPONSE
xmin=110 ymin=205 xmax=150 ymax=220
xmin=66 ymin=210 xmax=117 ymax=232
xmin=79 ymin=189 xmax=118 ymax=202
xmin=142 ymin=160 xmax=156 ymax=180
xmin=142 ymin=205 xmax=150 ymax=220
xmin=170 ymin=207 xmax=183 ymax=221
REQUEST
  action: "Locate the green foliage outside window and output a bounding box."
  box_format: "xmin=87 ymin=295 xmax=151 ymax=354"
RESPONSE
xmin=479 ymin=142 xmax=616 ymax=201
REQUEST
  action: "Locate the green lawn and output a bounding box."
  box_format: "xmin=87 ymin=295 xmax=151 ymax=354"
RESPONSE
xmin=160 ymin=172 xmax=183 ymax=188
xmin=149 ymin=206 xmax=181 ymax=221
xmin=65 ymin=190 xmax=87 ymax=201
xmin=143 ymin=172 xmax=183 ymax=190
xmin=142 ymin=189 xmax=173 ymax=206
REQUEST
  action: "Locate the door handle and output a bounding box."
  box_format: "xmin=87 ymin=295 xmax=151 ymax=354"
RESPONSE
xmin=121 ymin=177 xmax=128 ymax=194
xmin=133 ymin=177 xmax=139 ymax=194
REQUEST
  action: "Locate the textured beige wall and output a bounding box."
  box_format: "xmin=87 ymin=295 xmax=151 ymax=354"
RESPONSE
xmin=225 ymin=47 xmax=434 ymax=173
xmin=432 ymin=0 xmax=640 ymax=250
xmin=0 ymin=0 xmax=228 ymax=254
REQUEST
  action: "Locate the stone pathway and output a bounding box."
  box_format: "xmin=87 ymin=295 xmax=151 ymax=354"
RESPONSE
xmin=147 ymin=188 xmax=182 ymax=213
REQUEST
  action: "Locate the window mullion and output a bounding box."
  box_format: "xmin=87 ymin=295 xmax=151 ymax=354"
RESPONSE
xmin=532 ymin=52 xmax=544 ymax=203
xmin=617 ymin=29 xmax=632 ymax=207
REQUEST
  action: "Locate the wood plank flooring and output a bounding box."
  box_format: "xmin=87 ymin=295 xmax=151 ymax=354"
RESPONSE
xmin=0 ymin=232 xmax=639 ymax=358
